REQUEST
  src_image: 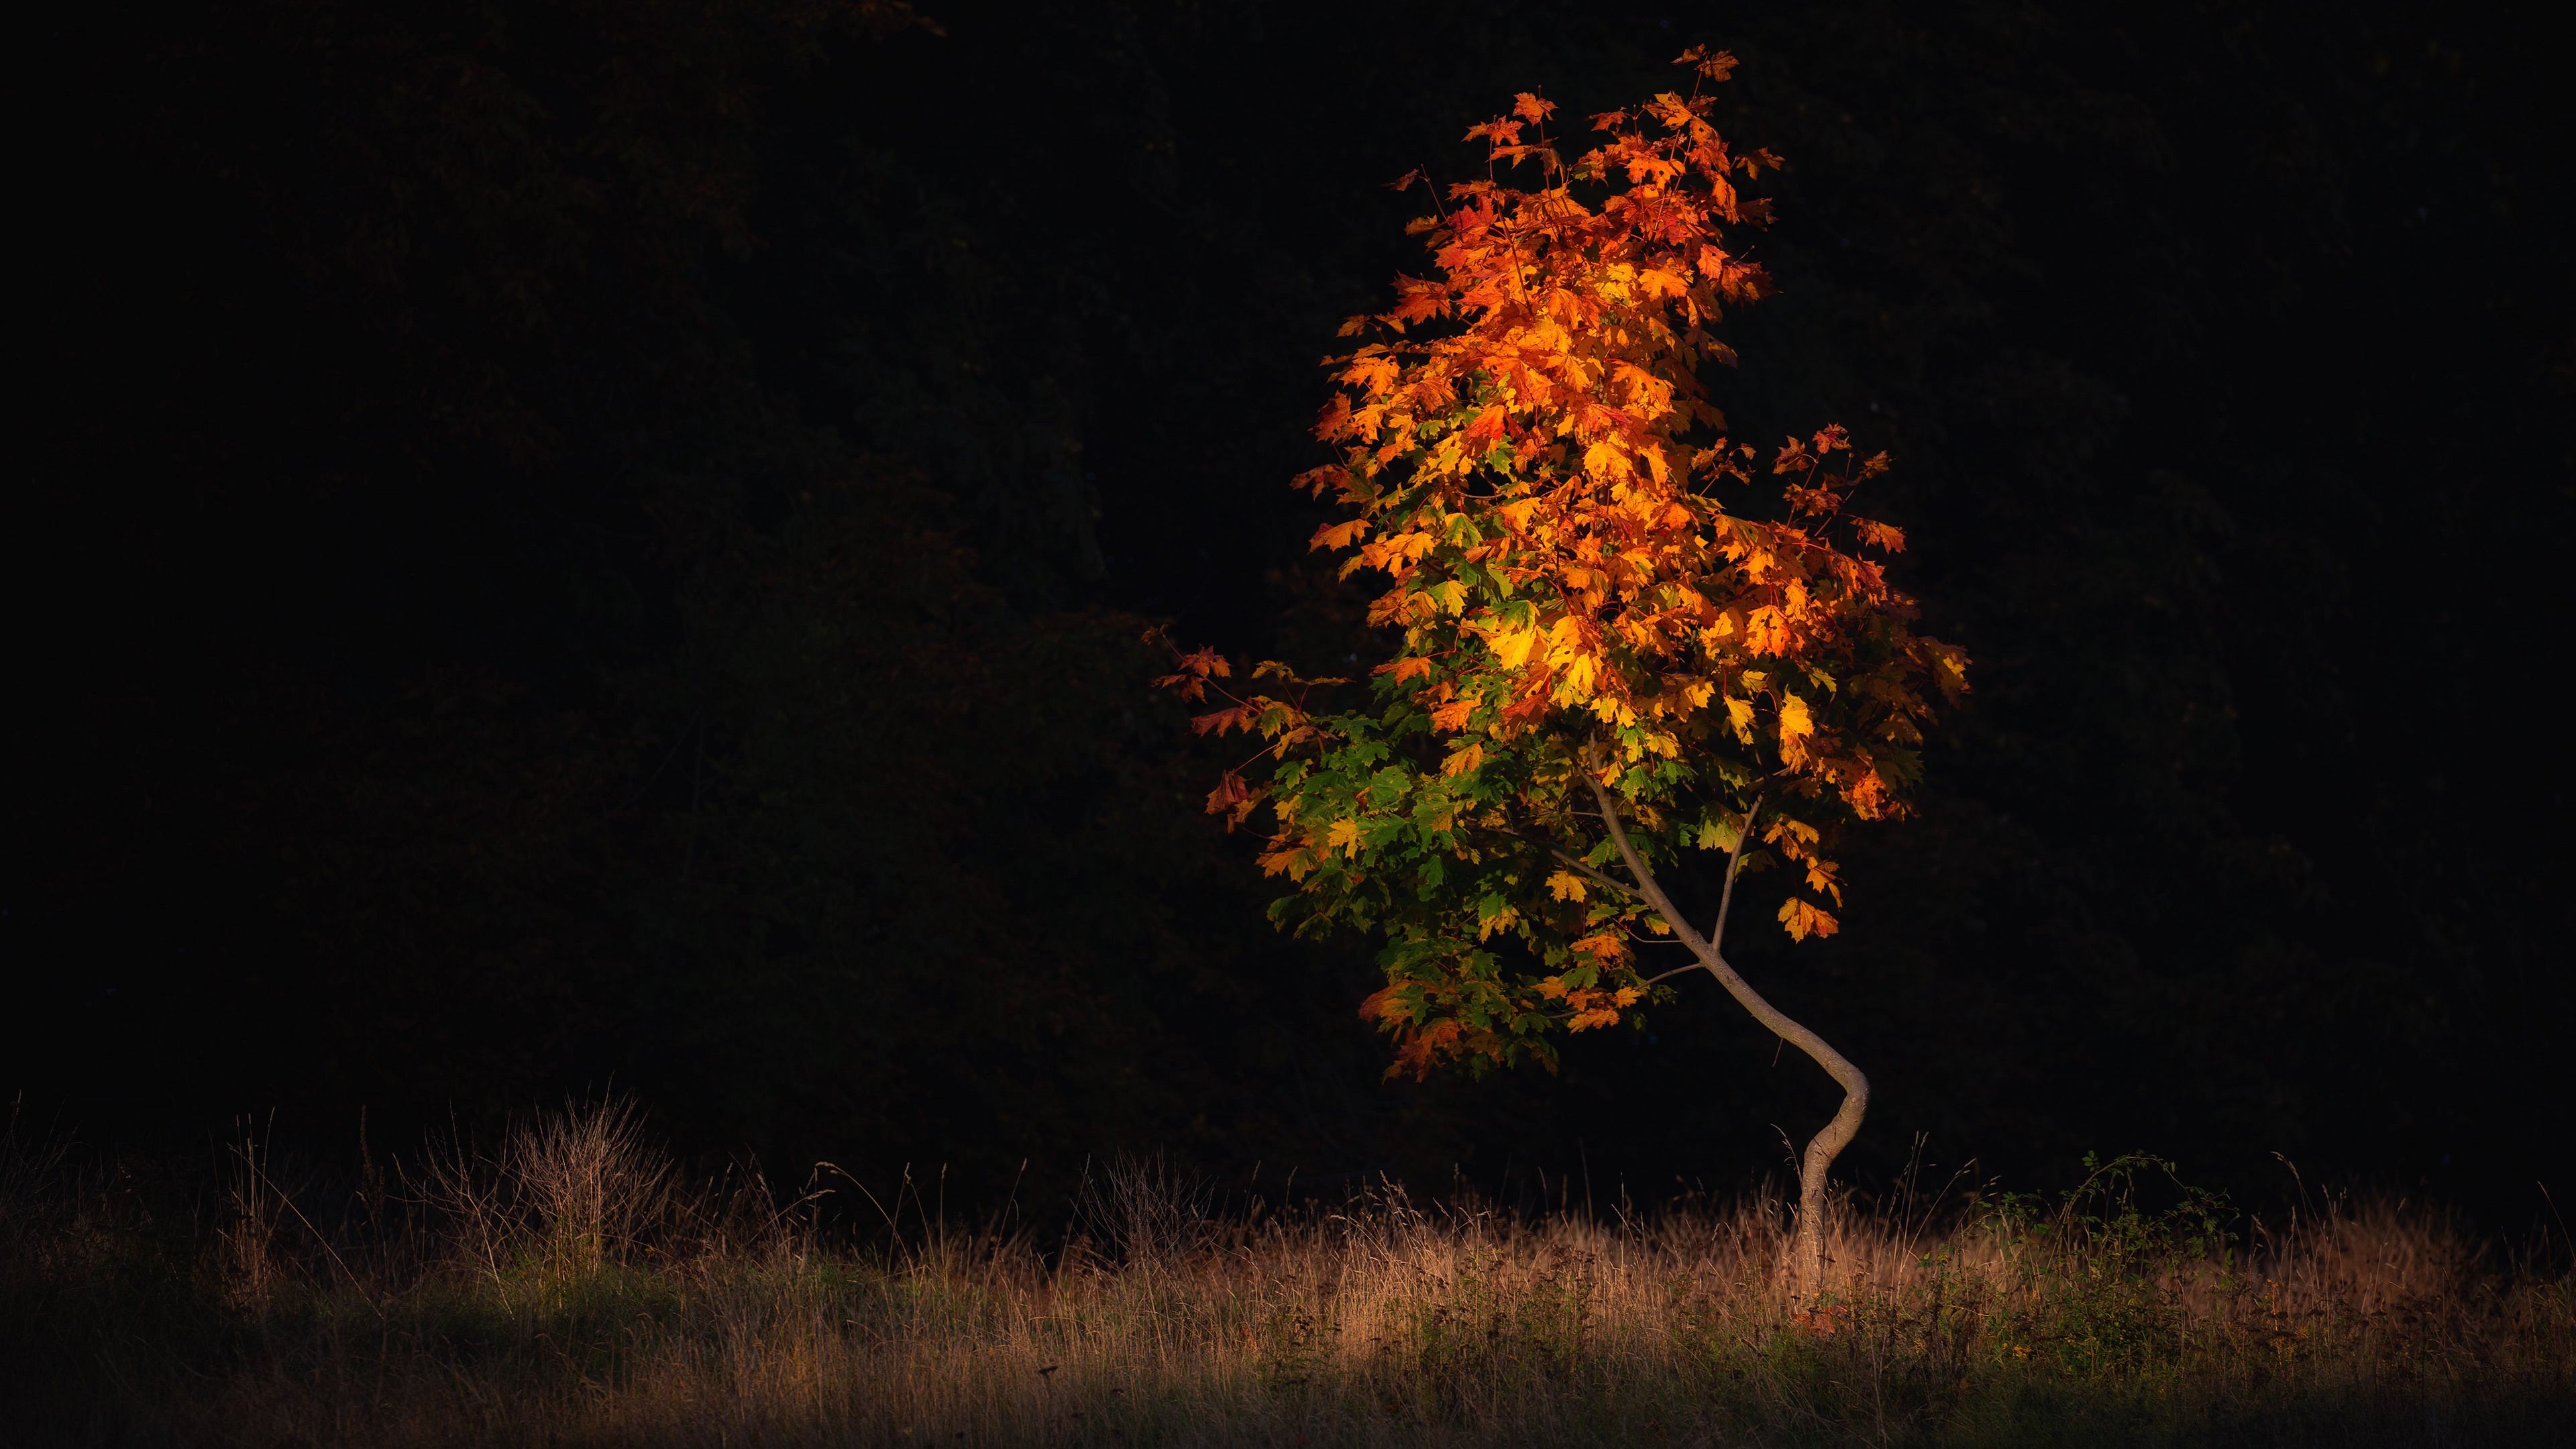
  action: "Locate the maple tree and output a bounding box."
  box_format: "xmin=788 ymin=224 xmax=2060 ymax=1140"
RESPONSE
xmin=1155 ymin=50 xmax=1967 ymax=1298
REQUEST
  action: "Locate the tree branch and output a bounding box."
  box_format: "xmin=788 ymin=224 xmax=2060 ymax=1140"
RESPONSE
xmin=1577 ymin=738 xmax=1870 ymax=1299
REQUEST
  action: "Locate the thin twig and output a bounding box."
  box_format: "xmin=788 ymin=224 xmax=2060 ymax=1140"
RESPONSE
xmin=1547 ymin=847 xmax=1641 ymax=901
xmin=1710 ymin=788 xmax=1766 ymax=953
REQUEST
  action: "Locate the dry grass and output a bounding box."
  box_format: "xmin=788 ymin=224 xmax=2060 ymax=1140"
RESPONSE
xmin=4 ymin=1104 xmax=2567 ymax=1447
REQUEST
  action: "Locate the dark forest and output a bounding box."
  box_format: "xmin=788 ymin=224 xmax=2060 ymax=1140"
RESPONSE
xmin=13 ymin=0 xmax=2570 ymax=1242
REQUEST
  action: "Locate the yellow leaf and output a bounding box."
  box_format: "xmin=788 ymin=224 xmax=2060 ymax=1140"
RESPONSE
xmin=1440 ymin=740 xmax=1484 ymax=776
xmin=1328 ymin=819 xmax=1362 ymax=855
xmin=1493 ymin=626 xmax=1542 ymax=669
xmin=1555 ymin=650 xmax=1597 ymax=700
xmin=1546 ymin=869 xmax=1588 ymax=902
xmin=1778 ymin=693 xmax=1813 ymax=739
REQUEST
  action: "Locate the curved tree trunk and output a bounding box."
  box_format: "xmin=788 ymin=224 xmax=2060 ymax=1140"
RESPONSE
xmin=1581 ymin=751 xmax=1867 ymax=1301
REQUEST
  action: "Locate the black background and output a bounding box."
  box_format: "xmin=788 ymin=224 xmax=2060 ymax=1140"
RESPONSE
xmin=12 ymin=0 xmax=2569 ymax=1230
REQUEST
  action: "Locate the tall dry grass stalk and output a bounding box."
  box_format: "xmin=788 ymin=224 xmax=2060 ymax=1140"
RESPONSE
xmin=4 ymin=1102 xmax=2567 ymax=1447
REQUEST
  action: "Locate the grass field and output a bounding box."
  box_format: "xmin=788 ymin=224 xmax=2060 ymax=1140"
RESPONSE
xmin=5 ymin=1102 xmax=2567 ymax=1446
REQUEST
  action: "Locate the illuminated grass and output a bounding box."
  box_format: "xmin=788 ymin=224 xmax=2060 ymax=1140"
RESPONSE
xmin=5 ymin=1107 xmax=2567 ymax=1446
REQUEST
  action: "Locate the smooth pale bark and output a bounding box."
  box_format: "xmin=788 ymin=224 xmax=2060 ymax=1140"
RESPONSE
xmin=1579 ymin=745 xmax=1867 ymax=1301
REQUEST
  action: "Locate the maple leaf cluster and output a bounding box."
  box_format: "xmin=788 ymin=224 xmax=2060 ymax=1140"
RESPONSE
xmin=1157 ymin=52 xmax=1967 ymax=1079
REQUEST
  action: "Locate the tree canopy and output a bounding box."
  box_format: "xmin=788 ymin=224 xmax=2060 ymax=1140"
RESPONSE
xmin=1162 ymin=64 xmax=1969 ymax=1077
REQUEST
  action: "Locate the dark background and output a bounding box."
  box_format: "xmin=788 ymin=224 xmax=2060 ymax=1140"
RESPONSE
xmin=12 ymin=0 xmax=2569 ymax=1230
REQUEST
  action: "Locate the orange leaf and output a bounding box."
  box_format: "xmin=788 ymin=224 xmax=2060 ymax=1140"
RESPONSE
xmin=1310 ymin=517 xmax=1370 ymax=551
xmin=1358 ymin=985 xmax=1409 ymax=1023
xmin=1191 ymin=703 xmax=1260 ymax=737
xmin=1777 ymin=898 xmax=1839 ymax=941
xmin=1570 ymin=932 xmax=1627 ymax=964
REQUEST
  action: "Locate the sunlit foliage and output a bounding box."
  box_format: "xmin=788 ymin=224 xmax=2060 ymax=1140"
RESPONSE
xmin=1159 ymin=52 xmax=1967 ymax=1079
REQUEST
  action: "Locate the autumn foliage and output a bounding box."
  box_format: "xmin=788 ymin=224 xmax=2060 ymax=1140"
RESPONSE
xmin=1158 ymin=51 xmax=1966 ymax=1080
